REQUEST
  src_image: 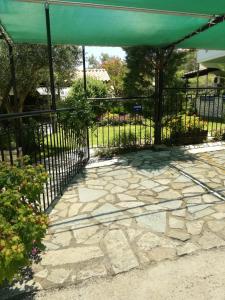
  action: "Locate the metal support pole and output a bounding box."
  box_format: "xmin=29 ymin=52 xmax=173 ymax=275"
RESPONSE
xmin=82 ymin=46 xmax=90 ymax=159
xmin=196 ymin=62 xmax=200 ymax=98
xmin=82 ymin=46 xmax=87 ymax=96
xmin=8 ymin=44 xmax=18 ymax=111
xmin=45 ymin=3 xmax=56 ymax=110
xmin=154 ymin=49 xmax=164 ymax=145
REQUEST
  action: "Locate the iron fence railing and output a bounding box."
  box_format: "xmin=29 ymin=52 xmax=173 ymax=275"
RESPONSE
xmin=1 ymin=88 xmax=225 ymax=209
xmin=88 ymin=96 xmax=155 ymax=148
xmin=161 ymin=88 xmax=225 ymax=143
xmin=88 ymin=89 xmax=225 ymax=148
xmin=0 ymin=109 xmax=89 ymax=211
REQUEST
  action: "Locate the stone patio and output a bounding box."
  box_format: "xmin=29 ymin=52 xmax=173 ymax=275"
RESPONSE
xmin=5 ymin=144 xmax=225 ymax=296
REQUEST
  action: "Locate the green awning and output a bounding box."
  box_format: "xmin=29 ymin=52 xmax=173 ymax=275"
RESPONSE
xmin=0 ymin=0 xmax=225 ymax=49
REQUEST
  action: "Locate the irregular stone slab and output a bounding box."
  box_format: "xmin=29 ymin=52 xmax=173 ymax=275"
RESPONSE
xmin=111 ymin=186 xmax=126 ymax=194
xmin=41 ymin=246 xmax=104 ymax=266
xmin=127 ymin=229 xmax=143 ymax=241
xmin=87 ymin=179 xmax=105 ymax=186
xmin=138 ymin=195 xmax=156 ymax=203
xmin=140 ymin=180 xmax=159 ymax=189
xmin=81 ymin=202 xmax=99 ymax=213
xmin=43 ymin=241 xmax=60 ymax=251
xmin=67 ymin=203 xmax=83 ymax=217
xmin=118 ymin=194 xmax=137 ymax=201
xmin=117 ymin=201 xmax=145 ymax=208
xmin=115 ymin=218 xmax=132 ymax=227
xmin=187 ymin=203 xmax=211 ymax=214
xmin=182 ymin=185 xmax=205 ymax=195
xmin=186 ymin=220 xmax=204 ymax=235
xmin=177 ymin=242 xmax=199 ymax=256
xmin=160 ymin=200 xmax=182 ymax=210
xmin=76 ymin=262 xmax=107 ymax=281
xmin=153 ymin=186 xmax=168 ymax=193
xmin=174 ymin=175 xmax=191 ymax=183
xmin=137 ymin=232 xmax=161 ymax=250
xmin=107 ymin=169 xmax=131 ymax=178
xmin=202 ymin=194 xmax=219 ymax=203
xmin=51 ymin=231 xmax=72 ymax=247
xmin=198 ymin=231 xmax=225 ymax=250
xmin=207 ymin=220 xmax=225 ymax=232
xmin=148 ymin=247 xmax=176 ymax=262
xmin=113 ymin=179 xmax=129 ymax=188
xmin=127 ymin=177 xmax=141 ymax=184
xmin=35 ymin=269 xmax=48 ymax=279
xmin=155 ymin=179 xmax=171 ymax=185
xmin=172 ymin=208 xmax=186 ymax=217
xmin=169 ymin=217 xmax=185 ymax=229
xmin=104 ymin=183 xmax=114 ymax=190
xmin=192 ymin=208 xmax=215 ymax=219
xmin=48 ymin=268 xmax=71 ymax=284
xmin=92 ymin=203 xmax=124 ymax=223
xmin=186 ymin=196 xmax=202 ymax=204
xmin=157 ymin=190 xmax=181 ymax=200
xmin=130 ymin=184 xmax=139 ymax=189
xmin=104 ymin=229 xmax=139 ymax=274
xmin=57 ymin=209 xmax=69 ymax=218
xmin=212 ymin=213 xmax=225 ymax=220
xmin=51 ymin=214 xmax=93 ymax=231
xmin=73 ymin=226 xmax=99 ymax=243
xmin=78 ymin=188 xmax=107 ymax=203
xmin=167 ymin=230 xmax=190 ymax=242
xmin=136 ymin=212 xmax=167 ymax=233
xmin=83 ymin=230 xmax=105 ymax=245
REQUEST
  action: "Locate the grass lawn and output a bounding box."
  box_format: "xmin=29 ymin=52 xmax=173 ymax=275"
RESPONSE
xmin=43 ymin=115 xmax=225 ymax=150
xmin=89 ymin=123 xmax=154 ymax=148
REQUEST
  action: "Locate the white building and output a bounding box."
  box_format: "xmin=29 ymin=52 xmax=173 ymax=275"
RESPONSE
xmin=197 ymin=50 xmax=225 ymax=71
xmin=195 ymin=50 xmax=225 ymax=118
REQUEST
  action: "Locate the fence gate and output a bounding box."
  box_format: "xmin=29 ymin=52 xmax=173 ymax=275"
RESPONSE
xmin=0 ymin=109 xmax=89 ymax=211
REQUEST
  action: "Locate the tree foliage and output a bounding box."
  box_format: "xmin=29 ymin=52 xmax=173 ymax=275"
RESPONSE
xmin=88 ymin=54 xmax=100 ymax=68
xmin=101 ymin=55 xmax=127 ymax=96
xmin=59 ymin=77 xmax=109 ymax=130
xmin=123 ymin=47 xmax=190 ymax=96
xmin=0 ymin=42 xmax=80 ymax=113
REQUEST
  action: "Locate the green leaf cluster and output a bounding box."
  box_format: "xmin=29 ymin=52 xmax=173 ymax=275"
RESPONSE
xmin=0 ymin=157 xmax=48 ymax=284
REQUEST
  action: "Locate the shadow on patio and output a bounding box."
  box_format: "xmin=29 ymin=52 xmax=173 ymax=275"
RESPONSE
xmin=3 ymin=145 xmax=225 ymax=298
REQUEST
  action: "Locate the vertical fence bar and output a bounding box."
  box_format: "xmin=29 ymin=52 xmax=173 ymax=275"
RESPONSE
xmin=154 ymin=50 xmax=164 ymax=145
xmin=82 ymin=46 xmax=90 ymax=158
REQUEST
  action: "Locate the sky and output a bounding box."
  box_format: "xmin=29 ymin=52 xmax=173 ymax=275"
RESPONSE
xmin=85 ymin=46 xmax=126 ymax=60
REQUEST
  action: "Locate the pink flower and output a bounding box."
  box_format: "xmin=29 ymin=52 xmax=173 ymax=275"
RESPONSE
xmin=32 ymin=247 xmax=38 ymax=255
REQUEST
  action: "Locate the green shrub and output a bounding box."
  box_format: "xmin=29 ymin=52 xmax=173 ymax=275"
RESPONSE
xmin=111 ymin=132 xmax=137 ymax=147
xmin=59 ymin=77 xmax=109 ymax=131
xmin=163 ymin=115 xmax=208 ymax=145
xmin=0 ymin=157 xmax=48 ymax=284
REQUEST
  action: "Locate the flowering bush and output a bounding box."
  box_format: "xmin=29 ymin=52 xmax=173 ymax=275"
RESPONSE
xmin=164 ymin=115 xmax=208 ymax=145
xmin=99 ymin=112 xmax=143 ymax=126
xmin=0 ymin=156 xmax=48 ymax=284
xmin=166 ymin=115 xmax=207 ymax=134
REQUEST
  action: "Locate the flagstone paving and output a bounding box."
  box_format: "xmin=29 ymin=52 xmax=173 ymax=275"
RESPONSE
xmin=5 ymin=145 xmax=225 ymax=296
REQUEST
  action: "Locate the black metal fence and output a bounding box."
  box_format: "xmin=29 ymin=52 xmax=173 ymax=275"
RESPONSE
xmin=161 ymin=88 xmax=225 ymax=143
xmin=89 ymin=96 xmax=155 ymax=148
xmin=0 ymin=109 xmax=89 ymax=211
xmin=89 ymin=88 xmax=225 ymax=148
xmin=1 ymin=88 xmax=225 ymax=210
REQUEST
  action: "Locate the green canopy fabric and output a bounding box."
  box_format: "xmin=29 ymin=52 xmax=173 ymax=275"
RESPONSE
xmin=0 ymin=0 xmax=225 ymax=49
